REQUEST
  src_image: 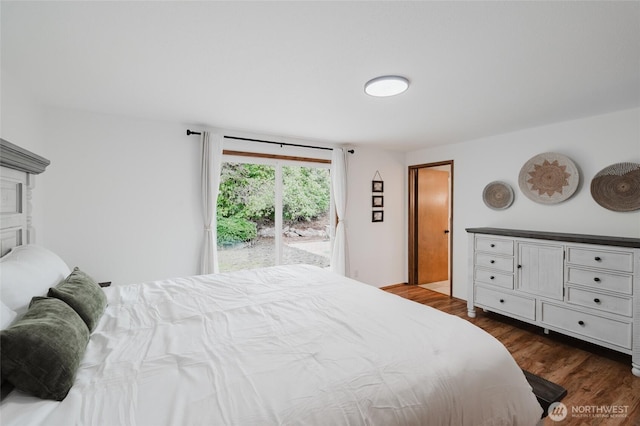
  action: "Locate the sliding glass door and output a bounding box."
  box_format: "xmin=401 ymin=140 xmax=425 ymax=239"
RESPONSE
xmin=216 ymin=156 xmax=331 ymax=273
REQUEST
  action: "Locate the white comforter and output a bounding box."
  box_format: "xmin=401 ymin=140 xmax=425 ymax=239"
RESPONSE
xmin=1 ymin=265 xmax=542 ymax=425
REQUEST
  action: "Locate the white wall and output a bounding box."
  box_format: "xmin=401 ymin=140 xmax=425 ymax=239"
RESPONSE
xmin=407 ymin=108 xmax=640 ymax=300
xmin=41 ymin=107 xmax=202 ymax=285
xmin=35 ymin=108 xmax=408 ymax=288
xmin=345 ymin=147 xmax=406 ymax=287
xmin=7 ymin=98 xmax=635 ymax=292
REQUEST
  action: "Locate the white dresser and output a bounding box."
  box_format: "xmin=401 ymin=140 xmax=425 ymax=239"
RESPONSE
xmin=466 ymin=228 xmax=640 ymax=376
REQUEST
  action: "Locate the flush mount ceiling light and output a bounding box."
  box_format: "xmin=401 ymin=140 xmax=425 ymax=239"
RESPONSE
xmin=364 ymin=75 xmax=409 ymax=97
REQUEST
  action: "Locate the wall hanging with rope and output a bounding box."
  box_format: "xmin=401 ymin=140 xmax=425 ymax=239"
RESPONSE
xmin=372 ymin=170 xmax=384 ymax=222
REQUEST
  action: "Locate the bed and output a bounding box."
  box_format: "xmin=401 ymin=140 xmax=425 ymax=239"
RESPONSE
xmin=1 ymin=259 xmax=543 ymax=425
xmin=0 ymin=141 xmax=543 ymax=425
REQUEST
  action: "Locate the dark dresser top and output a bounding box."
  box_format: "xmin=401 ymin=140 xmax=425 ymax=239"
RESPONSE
xmin=466 ymin=227 xmax=640 ymax=248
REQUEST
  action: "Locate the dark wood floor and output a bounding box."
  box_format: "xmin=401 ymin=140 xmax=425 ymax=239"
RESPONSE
xmin=382 ymin=284 xmax=640 ymax=426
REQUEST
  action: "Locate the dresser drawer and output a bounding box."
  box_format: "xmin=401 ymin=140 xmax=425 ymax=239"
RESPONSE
xmin=566 ymin=247 xmax=633 ymax=273
xmin=566 ymin=267 xmax=632 ymax=295
xmin=541 ymin=303 xmax=632 ymax=350
xmin=566 ymin=286 xmax=632 ymax=317
xmin=475 ymin=269 xmax=513 ymax=289
xmin=475 ymin=253 xmax=514 ymax=272
xmin=475 ymin=285 xmax=535 ymax=320
xmin=476 ymin=237 xmax=514 ymax=255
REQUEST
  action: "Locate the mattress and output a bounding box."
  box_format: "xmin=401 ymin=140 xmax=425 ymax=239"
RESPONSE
xmin=1 ymin=265 xmax=542 ymax=425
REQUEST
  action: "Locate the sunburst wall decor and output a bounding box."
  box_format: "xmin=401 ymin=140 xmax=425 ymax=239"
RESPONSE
xmin=518 ymin=152 xmax=579 ymax=204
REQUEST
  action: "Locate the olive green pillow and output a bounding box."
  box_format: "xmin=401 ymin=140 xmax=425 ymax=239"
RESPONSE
xmin=0 ymin=297 xmax=89 ymax=400
xmin=48 ymin=267 xmax=107 ymax=332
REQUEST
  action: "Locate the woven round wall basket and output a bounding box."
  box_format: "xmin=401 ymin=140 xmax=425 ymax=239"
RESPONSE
xmin=483 ymin=181 xmax=514 ymax=210
xmin=518 ymin=152 xmax=579 ymax=204
xmin=590 ymin=162 xmax=640 ymax=212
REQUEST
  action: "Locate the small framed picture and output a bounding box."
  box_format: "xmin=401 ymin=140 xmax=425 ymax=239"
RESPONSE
xmin=372 ymin=195 xmax=384 ymax=208
xmin=372 ymin=180 xmax=384 ymax=193
xmin=372 ymin=210 xmax=384 ymax=222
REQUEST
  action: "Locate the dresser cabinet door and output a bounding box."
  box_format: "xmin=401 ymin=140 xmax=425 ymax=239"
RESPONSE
xmin=517 ymin=243 xmax=564 ymax=300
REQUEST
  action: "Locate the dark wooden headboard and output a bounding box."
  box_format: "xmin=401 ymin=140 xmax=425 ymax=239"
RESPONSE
xmin=0 ymin=139 xmax=50 ymax=256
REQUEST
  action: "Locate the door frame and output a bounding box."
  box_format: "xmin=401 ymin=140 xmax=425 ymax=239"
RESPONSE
xmin=408 ymin=160 xmax=454 ymax=295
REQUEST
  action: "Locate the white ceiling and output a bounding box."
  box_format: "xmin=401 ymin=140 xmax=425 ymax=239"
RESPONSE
xmin=2 ymin=1 xmax=639 ymax=151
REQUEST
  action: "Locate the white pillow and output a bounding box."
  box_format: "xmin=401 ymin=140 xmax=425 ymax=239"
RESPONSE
xmin=1 ymin=301 xmax=17 ymax=329
xmin=0 ymin=245 xmax=71 ymax=315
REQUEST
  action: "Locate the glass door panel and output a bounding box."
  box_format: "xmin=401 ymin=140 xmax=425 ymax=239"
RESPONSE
xmin=281 ymin=165 xmax=331 ymax=268
xmin=217 ymin=161 xmax=276 ymax=272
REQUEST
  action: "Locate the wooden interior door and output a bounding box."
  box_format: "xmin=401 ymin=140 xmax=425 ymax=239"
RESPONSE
xmin=417 ymin=168 xmax=450 ymax=284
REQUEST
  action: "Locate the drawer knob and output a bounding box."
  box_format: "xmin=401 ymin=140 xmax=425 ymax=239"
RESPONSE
xmin=499 ymin=299 xmax=505 ymax=303
xmin=578 ymin=320 xmax=585 ymax=326
xmin=490 ymin=276 xmax=495 ymax=280
xmin=594 ymin=277 xmax=601 ymax=282
xmin=490 ymin=260 xmax=495 ymax=264
xmin=490 ymin=244 xmax=495 ymax=248
xmin=594 ymin=298 xmax=601 ymax=303
xmin=594 ymin=256 xmax=601 ymax=261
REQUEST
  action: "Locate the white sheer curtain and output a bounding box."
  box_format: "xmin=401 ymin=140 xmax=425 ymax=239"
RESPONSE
xmin=330 ymin=148 xmax=348 ymax=275
xmin=200 ymin=132 xmax=223 ymax=274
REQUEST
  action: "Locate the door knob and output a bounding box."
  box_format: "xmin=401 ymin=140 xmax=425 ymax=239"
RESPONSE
xmin=444 ymin=230 xmax=450 ymax=234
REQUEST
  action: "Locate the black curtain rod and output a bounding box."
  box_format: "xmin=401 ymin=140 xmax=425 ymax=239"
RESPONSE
xmin=186 ymin=129 xmax=354 ymax=154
